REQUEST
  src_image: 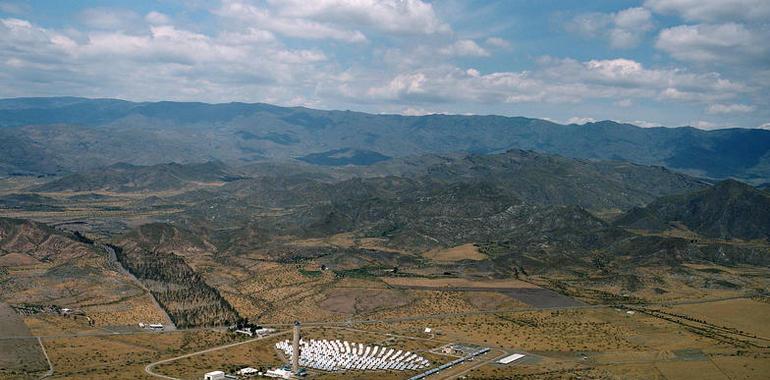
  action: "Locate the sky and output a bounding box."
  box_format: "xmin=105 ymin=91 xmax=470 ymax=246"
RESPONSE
xmin=0 ymin=0 xmax=768 ymax=129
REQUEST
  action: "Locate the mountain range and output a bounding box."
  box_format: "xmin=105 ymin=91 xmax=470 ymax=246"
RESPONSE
xmin=1 ymin=97 xmax=769 ymax=183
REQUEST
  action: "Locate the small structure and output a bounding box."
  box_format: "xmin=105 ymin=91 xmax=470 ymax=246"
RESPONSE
xmin=497 ymin=353 xmax=525 ymax=364
xmin=254 ymin=327 xmax=275 ymax=336
xmin=203 ymin=370 xmax=225 ymax=380
xmin=424 ymin=327 xmax=432 ymax=334
xmin=235 ymin=328 xmax=254 ymax=337
xmin=265 ymin=368 xmax=292 ymax=379
xmin=236 ymin=367 xmax=259 ymax=377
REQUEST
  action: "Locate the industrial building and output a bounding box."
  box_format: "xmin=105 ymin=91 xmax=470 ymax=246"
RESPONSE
xmin=497 ymin=353 xmax=525 ymax=364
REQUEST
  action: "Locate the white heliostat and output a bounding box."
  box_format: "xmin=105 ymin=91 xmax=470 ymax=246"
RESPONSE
xmin=275 ymin=339 xmax=431 ymax=372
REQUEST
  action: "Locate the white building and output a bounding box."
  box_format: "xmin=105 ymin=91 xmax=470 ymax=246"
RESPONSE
xmin=236 ymin=367 xmax=259 ymax=377
xmin=265 ymin=368 xmax=293 ymax=379
xmin=203 ymin=370 xmax=225 ymax=380
xmin=497 ymin=353 xmax=525 ymax=364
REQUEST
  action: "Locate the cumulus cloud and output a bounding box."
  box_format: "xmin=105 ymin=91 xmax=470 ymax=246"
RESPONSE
xmin=567 ymin=7 xmax=653 ymax=48
xmin=609 ymin=7 xmax=654 ymax=48
xmin=656 ymin=23 xmax=768 ymax=64
xmin=362 ymin=57 xmax=745 ymax=105
xmin=216 ymin=0 xmax=367 ymax=43
xmin=439 ymin=39 xmax=489 ymax=57
xmin=0 ymin=17 xmax=331 ymax=102
xmin=645 ymin=0 xmax=770 ymax=22
xmin=266 ymin=0 xmax=450 ymax=35
xmin=215 ymin=0 xmax=449 ymax=43
xmin=706 ymin=103 xmax=755 ymax=114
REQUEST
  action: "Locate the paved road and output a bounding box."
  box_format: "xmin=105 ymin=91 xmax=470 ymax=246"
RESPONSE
xmin=144 ymin=330 xmax=291 ymax=380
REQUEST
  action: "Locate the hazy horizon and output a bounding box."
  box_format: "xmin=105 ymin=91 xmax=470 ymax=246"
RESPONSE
xmin=1 ymin=0 xmax=768 ymax=130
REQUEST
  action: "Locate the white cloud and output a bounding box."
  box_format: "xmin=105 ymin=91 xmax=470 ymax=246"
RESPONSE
xmin=656 ymin=23 xmax=767 ymax=64
xmin=216 ymin=0 xmax=367 ymax=43
xmin=0 ymin=17 xmax=333 ymax=103
xmin=145 ymin=11 xmax=171 ymax=25
xmin=485 ymin=37 xmax=510 ymax=48
xmin=566 ymin=116 xmax=596 ymax=125
xmin=609 ymin=7 xmax=654 ymax=48
xmin=693 ymin=120 xmax=721 ymax=130
xmin=215 ymin=0 xmax=449 ymax=43
xmin=631 ymin=120 xmax=662 ymax=128
xmin=362 ymin=57 xmax=745 ymax=106
xmin=266 ymin=0 xmax=450 ymax=35
xmin=706 ymin=103 xmax=755 ymax=114
xmin=440 ymin=39 xmax=489 ymax=57
xmin=644 ymin=0 xmax=770 ymax=22
xmin=401 ymin=107 xmax=438 ymax=116
xmin=567 ymin=7 xmax=653 ymax=49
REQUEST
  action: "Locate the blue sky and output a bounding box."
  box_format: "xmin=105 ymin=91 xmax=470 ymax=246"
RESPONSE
xmin=0 ymin=0 xmax=768 ymax=129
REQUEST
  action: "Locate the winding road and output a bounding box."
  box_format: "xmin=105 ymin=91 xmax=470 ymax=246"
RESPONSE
xmin=144 ymin=330 xmax=291 ymax=380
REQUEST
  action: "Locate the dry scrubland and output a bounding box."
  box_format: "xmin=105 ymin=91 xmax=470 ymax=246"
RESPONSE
xmin=206 ymin=261 xmax=538 ymax=325
xmin=36 ymin=329 xmax=239 ymax=380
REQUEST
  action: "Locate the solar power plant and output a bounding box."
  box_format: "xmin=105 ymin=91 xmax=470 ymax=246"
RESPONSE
xmin=275 ymin=339 xmax=431 ymax=372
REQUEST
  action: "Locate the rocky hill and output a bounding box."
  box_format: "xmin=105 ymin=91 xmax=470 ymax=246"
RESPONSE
xmin=31 ymin=161 xmax=243 ymax=193
xmin=615 ymin=180 xmax=770 ymax=240
xmin=0 ymin=218 xmax=140 ymax=310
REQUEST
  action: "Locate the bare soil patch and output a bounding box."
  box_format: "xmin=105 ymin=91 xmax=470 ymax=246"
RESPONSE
xmin=423 ymin=243 xmax=487 ymax=262
xmin=667 ymin=298 xmax=770 ymax=338
xmin=319 ymin=288 xmax=412 ymax=314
